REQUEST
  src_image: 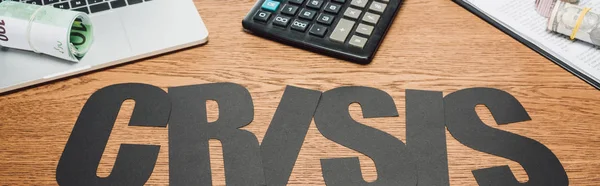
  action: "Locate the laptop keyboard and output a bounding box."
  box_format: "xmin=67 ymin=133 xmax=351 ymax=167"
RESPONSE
xmin=0 ymin=0 xmax=151 ymax=14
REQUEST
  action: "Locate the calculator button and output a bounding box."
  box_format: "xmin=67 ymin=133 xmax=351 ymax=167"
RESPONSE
xmin=343 ymin=7 xmax=362 ymax=19
xmin=281 ymin=4 xmax=299 ymax=15
xmin=333 ymin=0 xmax=345 ymax=3
xmin=261 ymin=0 xmax=280 ymax=12
xmin=350 ymin=0 xmax=367 ymax=8
xmin=317 ymin=13 xmax=335 ymax=25
xmin=288 ymin=0 xmax=305 ymax=4
xmin=299 ymin=9 xmax=317 ymax=20
xmin=362 ymin=12 xmax=380 ymax=24
xmin=369 ymin=1 xmax=387 ymax=13
xmin=291 ymin=19 xmax=310 ymax=32
xmin=356 ymin=23 xmax=374 ymax=36
xmin=349 ymin=35 xmax=368 ymax=48
xmin=324 ymin=2 xmax=342 ymax=14
xmin=330 ymin=18 xmax=355 ymax=43
xmin=306 ymin=0 xmax=324 ymax=9
xmin=254 ymin=10 xmax=272 ymax=22
xmin=273 ymin=15 xmax=291 ymax=27
xmin=309 ymin=24 xmax=328 ymax=37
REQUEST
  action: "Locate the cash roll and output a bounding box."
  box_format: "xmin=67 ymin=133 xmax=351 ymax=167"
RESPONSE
xmin=0 ymin=1 xmax=94 ymax=62
xmin=536 ymin=0 xmax=580 ymax=18
xmin=548 ymin=0 xmax=600 ymax=46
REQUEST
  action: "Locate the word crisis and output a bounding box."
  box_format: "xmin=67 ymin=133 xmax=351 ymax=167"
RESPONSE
xmin=56 ymin=83 xmax=568 ymax=186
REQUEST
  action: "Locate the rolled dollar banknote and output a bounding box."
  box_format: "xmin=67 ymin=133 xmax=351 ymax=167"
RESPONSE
xmin=536 ymin=0 xmax=580 ymax=18
xmin=548 ymin=0 xmax=600 ymax=46
xmin=0 ymin=1 xmax=93 ymax=62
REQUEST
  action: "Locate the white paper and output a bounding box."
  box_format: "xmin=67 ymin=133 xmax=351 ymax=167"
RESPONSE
xmin=464 ymin=0 xmax=600 ymax=84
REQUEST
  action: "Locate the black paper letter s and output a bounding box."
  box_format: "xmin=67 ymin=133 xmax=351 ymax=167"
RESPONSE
xmin=444 ymin=88 xmax=568 ymax=186
xmin=314 ymin=86 xmax=417 ymax=186
xmin=56 ymin=83 xmax=171 ymax=186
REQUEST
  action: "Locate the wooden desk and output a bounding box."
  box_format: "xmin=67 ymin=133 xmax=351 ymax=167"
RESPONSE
xmin=1 ymin=0 xmax=599 ymax=185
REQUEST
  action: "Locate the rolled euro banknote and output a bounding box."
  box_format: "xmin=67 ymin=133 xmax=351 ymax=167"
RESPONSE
xmin=0 ymin=1 xmax=93 ymax=62
xmin=548 ymin=0 xmax=600 ymax=46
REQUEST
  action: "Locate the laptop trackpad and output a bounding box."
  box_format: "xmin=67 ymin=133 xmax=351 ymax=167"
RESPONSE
xmin=119 ymin=1 xmax=203 ymax=54
xmin=83 ymin=12 xmax=133 ymax=64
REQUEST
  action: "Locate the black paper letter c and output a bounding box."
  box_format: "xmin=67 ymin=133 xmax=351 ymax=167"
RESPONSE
xmin=56 ymin=83 xmax=171 ymax=186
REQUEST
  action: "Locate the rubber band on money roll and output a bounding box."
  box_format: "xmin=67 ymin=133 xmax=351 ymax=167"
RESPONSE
xmin=27 ymin=6 xmax=45 ymax=53
xmin=571 ymin=7 xmax=592 ymax=40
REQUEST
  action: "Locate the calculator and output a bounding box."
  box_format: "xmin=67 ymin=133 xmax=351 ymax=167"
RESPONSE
xmin=242 ymin=0 xmax=403 ymax=64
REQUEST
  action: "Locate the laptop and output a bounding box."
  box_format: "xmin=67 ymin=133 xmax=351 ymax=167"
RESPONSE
xmin=0 ymin=0 xmax=209 ymax=93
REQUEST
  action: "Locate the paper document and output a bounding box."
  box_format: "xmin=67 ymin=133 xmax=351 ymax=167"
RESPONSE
xmin=463 ymin=0 xmax=600 ymax=85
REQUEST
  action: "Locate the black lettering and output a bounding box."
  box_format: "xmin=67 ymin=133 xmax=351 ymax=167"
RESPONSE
xmin=406 ymin=89 xmax=449 ymax=185
xmin=444 ymin=88 xmax=568 ymax=186
xmin=168 ymin=83 xmax=265 ymax=186
xmin=56 ymin=83 xmax=171 ymax=186
xmin=314 ymin=86 xmax=417 ymax=186
xmin=260 ymin=86 xmax=322 ymax=186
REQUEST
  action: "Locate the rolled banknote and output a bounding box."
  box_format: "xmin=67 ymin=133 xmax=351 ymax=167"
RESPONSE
xmin=536 ymin=0 xmax=580 ymax=17
xmin=0 ymin=1 xmax=93 ymax=62
xmin=548 ymin=0 xmax=600 ymax=46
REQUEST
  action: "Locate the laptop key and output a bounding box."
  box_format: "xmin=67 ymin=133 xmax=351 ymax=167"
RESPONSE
xmin=72 ymin=7 xmax=89 ymax=14
xmin=89 ymin=2 xmax=109 ymax=13
xmin=127 ymin=0 xmax=142 ymax=5
xmin=87 ymin=0 xmax=102 ymax=4
xmin=110 ymin=0 xmax=126 ymax=8
xmin=25 ymin=0 xmax=41 ymax=5
xmin=70 ymin=0 xmax=86 ymax=8
xmin=53 ymin=1 xmax=70 ymax=9
xmin=43 ymin=0 xmax=59 ymax=5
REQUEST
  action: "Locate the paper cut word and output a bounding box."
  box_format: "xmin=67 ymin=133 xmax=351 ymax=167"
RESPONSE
xmin=56 ymin=83 xmax=568 ymax=186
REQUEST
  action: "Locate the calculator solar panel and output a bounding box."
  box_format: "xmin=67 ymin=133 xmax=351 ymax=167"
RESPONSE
xmin=242 ymin=0 xmax=403 ymax=64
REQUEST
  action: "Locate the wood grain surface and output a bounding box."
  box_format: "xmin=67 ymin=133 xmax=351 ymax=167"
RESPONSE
xmin=2 ymin=0 xmax=600 ymax=185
